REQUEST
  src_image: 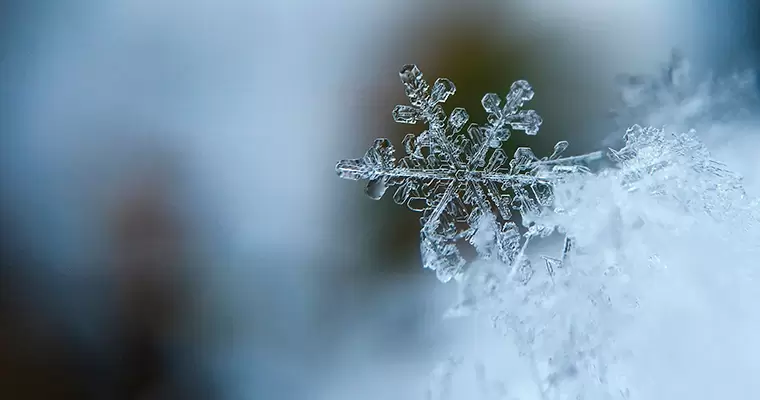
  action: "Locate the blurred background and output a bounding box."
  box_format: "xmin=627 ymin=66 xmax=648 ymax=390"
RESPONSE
xmin=0 ymin=1 xmax=757 ymax=399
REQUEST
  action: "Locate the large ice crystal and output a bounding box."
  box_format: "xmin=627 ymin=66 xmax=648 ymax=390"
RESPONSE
xmin=336 ymin=64 xmax=602 ymax=282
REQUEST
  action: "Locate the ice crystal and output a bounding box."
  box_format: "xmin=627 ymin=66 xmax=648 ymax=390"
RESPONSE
xmin=336 ymin=64 xmax=602 ymax=282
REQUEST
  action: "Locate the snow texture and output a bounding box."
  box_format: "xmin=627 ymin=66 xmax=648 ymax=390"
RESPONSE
xmin=336 ymin=61 xmax=760 ymax=399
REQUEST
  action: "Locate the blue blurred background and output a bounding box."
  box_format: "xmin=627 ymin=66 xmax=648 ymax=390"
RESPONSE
xmin=0 ymin=1 xmax=756 ymax=399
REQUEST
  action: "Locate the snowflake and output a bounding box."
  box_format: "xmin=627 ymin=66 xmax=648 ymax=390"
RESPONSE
xmin=336 ymin=64 xmax=602 ymax=282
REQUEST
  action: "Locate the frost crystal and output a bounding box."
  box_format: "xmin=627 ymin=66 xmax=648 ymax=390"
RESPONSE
xmin=336 ymin=64 xmax=602 ymax=282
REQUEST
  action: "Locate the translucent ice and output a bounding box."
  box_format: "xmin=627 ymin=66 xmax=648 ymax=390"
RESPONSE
xmin=336 ymin=65 xmax=601 ymax=281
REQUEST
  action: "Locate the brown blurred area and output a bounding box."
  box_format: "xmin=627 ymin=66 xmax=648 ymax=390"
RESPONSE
xmin=0 ymin=255 xmax=90 ymax=398
xmin=0 ymin=157 xmax=208 ymax=399
xmin=106 ymin=161 xmax=192 ymax=400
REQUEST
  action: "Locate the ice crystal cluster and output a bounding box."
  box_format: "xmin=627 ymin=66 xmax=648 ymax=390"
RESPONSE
xmin=441 ymin=123 xmax=756 ymax=399
xmin=336 ymin=64 xmax=601 ymax=283
xmin=336 ymin=63 xmax=760 ymax=399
